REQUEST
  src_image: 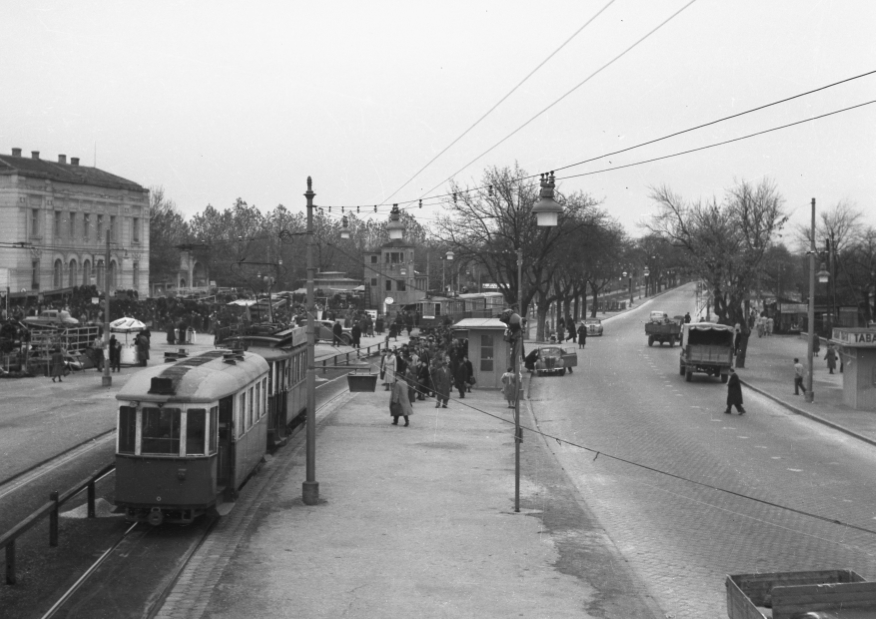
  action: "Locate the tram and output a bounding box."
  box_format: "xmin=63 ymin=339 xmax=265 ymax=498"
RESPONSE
xmin=114 ymin=349 xmax=271 ymax=525
xmin=415 ymin=292 xmax=506 ymax=329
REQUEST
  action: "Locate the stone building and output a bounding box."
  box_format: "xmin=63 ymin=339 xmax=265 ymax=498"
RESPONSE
xmin=0 ymin=148 xmax=149 ymax=298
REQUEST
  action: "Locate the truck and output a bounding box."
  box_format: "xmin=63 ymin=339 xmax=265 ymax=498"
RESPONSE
xmin=645 ymin=314 xmax=682 ymax=346
xmin=679 ymin=322 xmax=736 ymax=383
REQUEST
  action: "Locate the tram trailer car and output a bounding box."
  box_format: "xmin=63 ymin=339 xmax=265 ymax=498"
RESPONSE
xmin=114 ymin=349 xmax=270 ymax=525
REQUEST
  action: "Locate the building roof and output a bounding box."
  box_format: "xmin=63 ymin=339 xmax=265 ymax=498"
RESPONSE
xmin=452 ymin=317 xmax=506 ymax=329
xmin=0 ymin=151 xmax=147 ymax=193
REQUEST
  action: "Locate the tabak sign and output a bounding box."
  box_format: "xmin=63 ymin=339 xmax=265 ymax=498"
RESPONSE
xmin=832 ymin=328 xmax=876 ymax=347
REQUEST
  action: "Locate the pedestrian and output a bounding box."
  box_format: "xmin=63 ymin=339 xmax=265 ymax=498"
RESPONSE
xmin=416 ymin=359 xmax=430 ymax=400
xmin=430 ymin=360 xmax=452 ymax=408
xmin=381 ymin=349 xmax=396 ymax=390
xmin=566 ymin=321 xmax=576 ymax=343
xmin=389 ymin=374 xmax=413 ymax=426
xmin=453 ymin=357 xmax=470 ymax=399
xmin=793 ymin=357 xmax=805 ymax=395
xmin=50 ymin=347 xmax=65 ymax=383
xmin=136 ymin=331 xmax=150 ymax=367
xmin=724 ymin=368 xmax=745 ymax=415
xmin=351 ymin=322 xmax=362 ymax=349
xmin=825 ymin=345 xmax=837 ymax=374
xmin=91 ymin=333 xmax=105 ymax=371
xmin=501 ymin=367 xmax=517 ymax=408
xmin=684 ymin=312 xmax=691 ymax=323
xmin=813 ymin=336 xmax=821 ymax=355
xmin=166 ymin=323 xmax=176 ymax=345
xmin=332 ymin=319 xmax=344 ymax=346
xmin=463 ymin=356 xmax=474 ymax=392
xmin=404 ymin=364 xmax=417 ymax=404
xmin=109 ymin=335 xmax=122 ymax=372
xmin=577 ymin=323 xmax=587 ymax=348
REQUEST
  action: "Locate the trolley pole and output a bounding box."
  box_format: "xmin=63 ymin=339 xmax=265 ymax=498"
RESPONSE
xmin=102 ymin=230 xmax=112 ymax=387
xmin=514 ymin=248 xmax=522 ymax=513
xmin=302 ymin=177 xmax=319 ymax=505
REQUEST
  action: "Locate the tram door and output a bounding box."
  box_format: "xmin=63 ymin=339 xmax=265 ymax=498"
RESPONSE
xmin=217 ymin=395 xmax=235 ymax=498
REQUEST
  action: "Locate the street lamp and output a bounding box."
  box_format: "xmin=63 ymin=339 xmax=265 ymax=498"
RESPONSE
xmin=441 ymin=251 xmax=454 ymax=293
xmin=303 ymin=177 xmax=319 ymax=505
xmin=340 ymin=215 xmax=350 ymax=240
xmin=531 ymin=172 xmax=562 ymax=227
xmin=387 ymin=204 xmax=404 ymax=240
xmin=623 ymin=271 xmax=633 ymax=306
xmin=644 ymin=267 xmax=650 ymax=298
xmin=804 ymin=198 xmax=831 ymax=404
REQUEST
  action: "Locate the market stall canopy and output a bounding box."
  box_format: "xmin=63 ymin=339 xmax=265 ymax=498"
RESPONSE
xmin=110 ymin=317 xmax=145 ymax=332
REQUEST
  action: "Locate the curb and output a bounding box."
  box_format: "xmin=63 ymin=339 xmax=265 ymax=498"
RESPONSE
xmin=740 ymin=378 xmax=876 ymax=449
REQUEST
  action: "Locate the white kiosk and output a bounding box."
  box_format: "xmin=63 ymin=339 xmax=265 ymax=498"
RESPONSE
xmin=110 ymin=317 xmax=145 ymax=366
xmin=831 ymin=328 xmax=876 ymax=411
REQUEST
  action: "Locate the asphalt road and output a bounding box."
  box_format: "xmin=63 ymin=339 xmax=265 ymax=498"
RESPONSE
xmin=529 ymin=283 xmax=876 ymax=618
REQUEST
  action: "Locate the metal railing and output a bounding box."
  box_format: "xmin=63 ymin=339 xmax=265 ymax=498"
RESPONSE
xmin=2 ymin=463 xmax=114 ymax=585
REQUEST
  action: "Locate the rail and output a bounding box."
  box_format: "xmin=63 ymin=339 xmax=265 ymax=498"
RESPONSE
xmin=1 ymin=462 xmax=114 ymax=585
xmin=318 ymin=341 xmax=388 ymax=373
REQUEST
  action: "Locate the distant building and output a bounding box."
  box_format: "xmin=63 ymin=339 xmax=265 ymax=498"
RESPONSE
xmin=0 ymin=147 xmax=150 ymax=297
xmin=363 ymin=240 xmax=427 ymax=314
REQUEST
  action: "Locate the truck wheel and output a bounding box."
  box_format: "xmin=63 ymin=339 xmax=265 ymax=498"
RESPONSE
xmin=685 ymin=368 xmax=693 ymax=382
xmin=721 ymin=374 xmax=729 ymax=383
xmin=669 ymin=337 xmax=675 ymax=348
xmin=679 ymin=364 xmax=685 ymax=376
xmin=648 ymin=336 xmax=654 ymax=347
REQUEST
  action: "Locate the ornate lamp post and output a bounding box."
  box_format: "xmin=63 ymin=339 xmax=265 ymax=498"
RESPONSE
xmin=303 ymin=178 xmax=319 ymax=505
xmin=340 ymin=215 xmax=350 ymax=240
xmin=387 ymin=204 xmax=404 ymax=240
xmin=440 ymin=251 xmax=454 ymax=293
xmin=805 ymin=198 xmax=831 ymax=403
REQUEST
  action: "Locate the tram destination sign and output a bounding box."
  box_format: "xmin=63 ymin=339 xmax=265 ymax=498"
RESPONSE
xmin=832 ymin=328 xmax=876 ymax=347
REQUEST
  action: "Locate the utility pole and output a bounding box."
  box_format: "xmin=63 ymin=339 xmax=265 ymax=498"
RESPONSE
xmin=514 ymin=248 xmax=522 ymax=513
xmin=102 ymin=230 xmax=112 ymax=387
xmin=805 ymin=198 xmax=816 ymax=403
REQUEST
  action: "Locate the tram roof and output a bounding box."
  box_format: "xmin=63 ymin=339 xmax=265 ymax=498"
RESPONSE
xmin=116 ymin=349 xmax=269 ymax=404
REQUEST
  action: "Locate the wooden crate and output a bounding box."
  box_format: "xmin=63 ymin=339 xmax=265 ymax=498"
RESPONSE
xmin=727 ymin=570 xmax=876 ymax=619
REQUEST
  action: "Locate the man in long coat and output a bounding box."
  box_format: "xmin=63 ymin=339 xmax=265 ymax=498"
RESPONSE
xmin=724 ymin=368 xmax=745 ymax=415
xmin=430 ymin=359 xmax=452 ymax=408
xmin=453 ymin=358 xmax=471 ymax=399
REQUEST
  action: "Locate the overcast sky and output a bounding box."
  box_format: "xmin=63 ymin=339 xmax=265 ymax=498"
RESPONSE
xmin=3 ymin=1 xmax=874 ymax=241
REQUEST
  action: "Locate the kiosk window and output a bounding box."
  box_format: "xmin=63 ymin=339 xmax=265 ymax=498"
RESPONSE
xmin=186 ymin=409 xmax=206 ymax=455
xmin=118 ymin=406 xmax=136 ymax=454
xmin=141 ymin=408 xmax=181 ymax=455
xmin=480 ymin=334 xmax=494 ymax=371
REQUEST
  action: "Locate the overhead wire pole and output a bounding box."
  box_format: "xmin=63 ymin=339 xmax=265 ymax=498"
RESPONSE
xmin=514 ymin=248 xmax=523 ymax=513
xmin=303 ymin=177 xmax=319 ymax=505
xmin=806 ymin=198 xmax=816 ymax=403
xmin=102 ymin=229 xmax=112 ymax=387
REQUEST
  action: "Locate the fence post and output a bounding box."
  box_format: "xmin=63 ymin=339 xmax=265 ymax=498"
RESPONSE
xmin=49 ymin=491 xmax=59 ymax=547
xmin=88 ymin=479 xmax=96 ymax=518
xmin=345 ymin=352 xmax=350 ymax=365
xmin=322 ymin=359 xmax=327 ymax=374
xmin=5 ymin=540 xmax=15 ymax=584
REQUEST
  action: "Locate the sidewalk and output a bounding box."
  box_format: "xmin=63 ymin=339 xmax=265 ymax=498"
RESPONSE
xmin=740 ymin=333 xmax=876 ymax=446
xmin=155 ymin=375 xmax=661 ymax=618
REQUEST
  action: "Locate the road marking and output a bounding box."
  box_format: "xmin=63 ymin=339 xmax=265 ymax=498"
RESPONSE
xmin=771 ymin=456 xmax=781 ymax=459
xmin=787 ymin=468 xmax=803 ymax=472
xmin=738 ymin=436 xmax=749 ymax=439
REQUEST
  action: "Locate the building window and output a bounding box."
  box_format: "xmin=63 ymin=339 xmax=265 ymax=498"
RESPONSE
xmin=108 ymin=260 xmax=117 ymax=289
xmin=132 ymin=217 xmax=139 ymax=242
xmin=480 ymin=334 xmax=494 ymax=372
xmin=390 ymin=252 xmax=401 ymax=263
xmin=83 ymin=214 xmax=90 ymax=241
xmin=69 ymin=212 xmax=76 ymax=240
xmin=370 ymin=255 xmax=377 ymax=264
xmin=53 ymin=259 xmax=63 ymax=288
xmin=397 ymin=280 xmax=406 ymax=291
xmin=370 ymin=278 xmax=377 ymax=286
xmin=96 ymin=260 xmax=105 ymax=291
xmin=385 ymin=279 xmax=392 ymax=291
xmin=110 ymin=215 xmax=117 ymax=241
xmin=97 ymin=215 xmax=104 ymax=241
xmin=31 ymin=260 xmax=40 ymax=290
xmin=132 ymin=262 xmax=139 ymax=289
xmin=55 ymin=212 xmax=62 ymax=238
xmin=31 ymin=209 xmax=40 ymax=237
xmin=69 ymin=260 xmax=78 ymax=287
xmin=83 ymin=259 xmax=91 ymax=286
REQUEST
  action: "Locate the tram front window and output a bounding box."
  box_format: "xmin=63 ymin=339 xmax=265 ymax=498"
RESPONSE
xmin=141 ymin=407 xmax=181 ymax=455
xmin=118 ymin=406 xmax=136 ymax=454
xmin=186 ymin=408 xmax=206 ymax=456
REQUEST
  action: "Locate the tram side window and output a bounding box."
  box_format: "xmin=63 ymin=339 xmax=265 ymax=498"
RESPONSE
xmin=255 ymin=383 xmax=261 ymax=420
xmin=186 ymin=409 xmax=206 ymax=456
xmin=141 ymin=408 xmax=181 ymax=455
xmin=209 ymin=407 xmax=218 ymax=454
xmin=118 ymin=406 xmax=136 ymax=454
xmin=238 ymin=393 xmax=246 ymax=438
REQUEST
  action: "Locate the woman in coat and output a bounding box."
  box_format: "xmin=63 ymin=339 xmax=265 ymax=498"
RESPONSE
xmin=381 ymin=350 xmax=397 ymax=390
xmin=389 ymin=374 xmax=414 ymax=426
xmin=724 ymin=368 xmax=745 ymax=415
xmin=136 ymin=332 xmax=150 ymax=367
xmin=825 ymin=345 xmax=838 ymax=374
xmin=50 ymin=347 xmax=65 ymax=383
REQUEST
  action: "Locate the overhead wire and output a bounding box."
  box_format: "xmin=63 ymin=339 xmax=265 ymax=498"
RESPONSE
xmin=417 ymin=0 xmax=700 ymax=201
xmin=379 ymin=0 xmax=619 ymax=205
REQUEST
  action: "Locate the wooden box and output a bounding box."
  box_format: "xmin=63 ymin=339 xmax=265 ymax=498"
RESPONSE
xmin=727 ymin=570 xmax=876 ymax=618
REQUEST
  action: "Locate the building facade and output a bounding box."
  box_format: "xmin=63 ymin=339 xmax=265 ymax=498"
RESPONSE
xmin=0 ymin=148 xmax=150 ymax=298
xmin=363 ymin=240 xmax=427 ymax=314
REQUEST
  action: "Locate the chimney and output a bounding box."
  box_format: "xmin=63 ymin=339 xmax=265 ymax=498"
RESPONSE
xmin=71 ymin=157 xmax=79 ymax=166
xmin=31 ymin=151 xmax=40 ymax=160
xmin=11 ymin=148 xmax=21 ymax=157
xmin=58 ymin=154 xmax=67 ymax=164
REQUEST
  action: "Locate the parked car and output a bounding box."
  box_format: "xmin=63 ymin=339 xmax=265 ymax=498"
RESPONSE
xmin=23 ymin=309 xmax=80 ymax=329
xmin=315 ymin=320 xmax=352 ymax=346
xmin=583 ymin=318 xmax=603 ymax=336
xmin=534 ymin=346 xmax=578 ymax=376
